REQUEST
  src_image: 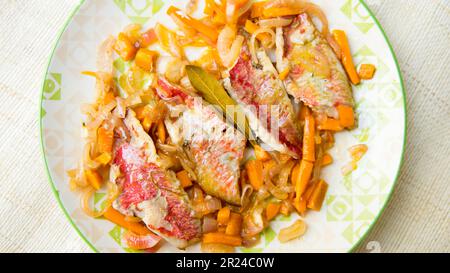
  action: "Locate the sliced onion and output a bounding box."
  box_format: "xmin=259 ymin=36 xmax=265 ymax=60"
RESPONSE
xmin=97 ymin=36 xmax=116 ymax=74
xmin=83 ymin=142 xmax=100 ymax=169
xmin=123 ymin=231 xmax=161 ymax=250
xmin=250 ymin=28 xmax=276 ymax=63
xmin=217 ymin=25 xmax=245 ymax=68
xmin=202 ymin=216 xmax=218 ymax=233
xmin=240 ymin=184 xmax=254 ymax=210
xmin=259 ymin=18 xmax=293 ymax=28
xmin=195 ymin=195 xmax=222 ymax=216
xmin=278 ymin=219 xmax=307 ymax=243
xmin=81 ymin=182 xmax=119 ymax=218
xmin=275 ymin=160 xmax=295 ymax=186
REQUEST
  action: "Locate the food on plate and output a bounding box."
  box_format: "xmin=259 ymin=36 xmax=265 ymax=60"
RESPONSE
xmin=67 ymin=0 xmax=376 ymax=252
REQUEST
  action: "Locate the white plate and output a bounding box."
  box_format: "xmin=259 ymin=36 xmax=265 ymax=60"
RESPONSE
xmin=40 ymin=0 xmax=406 ymax=253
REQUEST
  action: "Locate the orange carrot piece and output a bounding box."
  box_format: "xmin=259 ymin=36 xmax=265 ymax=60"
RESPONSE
xmin=332 ymin=30 xmax=360 ymax=85
xmin=338 ymin=104 xmax=355 ymax=128
xmin=139 ymin=28 xmax=158 ymax=48
xmin=266 ymin=202 xmax=281 ymax=221
xmin=97 ymin=127 xmax=114 ymax=154
xmin=103 ymin=207 xmax=152 ymax=235
xmin=245 ymin=159 xmax=264 ymax=190
xmin=250 ymin=1 xmax=267 ymax=18
xmin=263 ymin=7 xmax=303 ymax=18
xmin=167 ymin=6 xmax=218 ymax=42
xmin=279 ymin=67 xmax=290 ymax=80
xmin=157 ymin=121 xmax=166 ymax=143
xmin=322 ymin=153 xmax=333 ymax=167
xmin=203 ymin=233 xmax=242 ymax=246
xmin=318 ymin=118 xmax=344 ymax=132
xmin=303 ymin=108 xmax=316 ymax=162
xmin=307 ymin=180 xmax=329 ymax=211
xmin=135 ymin=48 xmax=158 ymax=71
xmin=114 ymin=32 xmax=137 ymax=61
xmin=294 ymin=159 xmax=314 ymax=204
xmin=358 ymin=64 xmax=376 ymax=80
xmin=176 ymin=170 xmax=193 ymax=188
xmin=95 ymin=152 xmax=112 ymax=166
xmin=217 ymin=207 xmax=231 ymax=226
xmin=291 ymin=162 xmax=300 ymax=186
xmin=225 ymin=213 xmax=242 ymax=236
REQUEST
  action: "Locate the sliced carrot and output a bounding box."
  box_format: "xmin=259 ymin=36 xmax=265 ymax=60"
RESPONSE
xmin=358 ymin=64 xmax=376 ymax=80
xmin=85 ymin=169 xmax=103 ymax=190
xmin=95 ymin=152 xmax=112 ymax=165
xmin=139 ymin=28 xmax=158 ymax=48
xmin=332 ymin=30 xmax=360 ymax=85
xmin=279 ymin=67 xmax=290 ymax=80
xmin=317 ymin=117 xmax=344 ymax=132
xmin=266 ymin=202 xmax=281 ymax=221
xmin=293 ymin=181 xmax=316 ymax=214
xmin=103 ymin=207 xmax=152 ymax=236
xmin=203 ymin=233 xmax=242 ymax=246
xmin=303 ymin=108 xmax=316 ymax=162
xmin=254 ymin=145 xmax=271 ymax=161
xmin=97 ymin=126 xmax=114 ymax=154
xmin=157 ymin=121 xmax=166 ymax=143
xmin=114 ymin=32 xmax=137 ymax=61
xmin=307 ymin=180 xmax=329 ymax=211
xmin=294 ymin=159 xmax=314 ymax=204
xmin=291 ymin=162 xmax=300 ymax=186
xmin=338 ymin=104 xmax=355 ymax=128
xmin=176 ymin=170 xmax=193 ymax=188
xmin=322 ymin=153 xmax=333 ymax=167
xmin=135 ymin=48 xmax=158 ymax=71
xmin=225 ymin=213 xmax=242 ymax=236
xmin=217 ymin=207 xmax=231 ymax=226
xmin=263 ymin=7 xmax=303 ymax=18
xmin=250 ymin=1 xmax=267 ymax=18
xmin=245 ymin=159 xmax=264 ymax=190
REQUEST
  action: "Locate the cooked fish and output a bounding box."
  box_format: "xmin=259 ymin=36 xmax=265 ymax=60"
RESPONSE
xmin=112 ymin=110 xmax=201 ymax=249
xmin=223 ymin=45 xmax=302 ymax=158
xmin=157 ymin=78 xmax=246 ymax=205
xmin=282 ymin=13 xmax=354 ymax=118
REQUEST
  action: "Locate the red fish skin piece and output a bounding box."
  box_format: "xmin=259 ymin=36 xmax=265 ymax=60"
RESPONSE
xmin=229 ymin=49 xmax=302 ymax=157
xmin=114 ymin=143 xmax=200 ymax=241
xmin=284 ymin=13 xmax=354 ymax=118
xmin=156 ymin=78 xmax=245 ymax=205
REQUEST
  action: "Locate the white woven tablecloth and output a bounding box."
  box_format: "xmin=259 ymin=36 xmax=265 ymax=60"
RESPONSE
xmin=0 ymin=0 xmax=448 ymax=253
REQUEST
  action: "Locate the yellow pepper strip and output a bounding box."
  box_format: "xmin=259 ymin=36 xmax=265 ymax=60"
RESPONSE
xmin=245 ymin=159 xmax=264 ymax=190
xmin=85 ymin=169 xmax=103 ymax=190
xmin=225 ymin=213 xmax=242 ymax=236
xmin=203 ymin=233 xmax=242 ymax=246
xmin=332 ymin=30 xmax=360 ymax=85
xmin=307 ymin=180 xmax=329 ymax=211
xmin=176 ymin=170 xmax=193 ymax=188
xmin=303 ymin=108 xmax=316 ymax=162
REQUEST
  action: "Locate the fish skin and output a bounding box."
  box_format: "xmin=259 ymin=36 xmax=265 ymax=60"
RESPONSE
xmin=113 ymin=111 xmax=201 ymax=249
xmin=224 ymin=46 xmax=302 ymax=158
xmin=157 ymin=78 xmax=246 ymax=205
xmin=283 ymin=13 xmax=354 ymax=118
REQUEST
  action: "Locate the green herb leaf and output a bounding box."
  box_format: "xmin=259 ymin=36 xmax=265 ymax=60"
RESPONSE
xmin=186 ymin=65 xmax=256 ymax=145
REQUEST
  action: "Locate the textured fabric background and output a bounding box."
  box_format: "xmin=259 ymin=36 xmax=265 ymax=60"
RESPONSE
xmin=0 ymin=0 xmax=448 ymax=253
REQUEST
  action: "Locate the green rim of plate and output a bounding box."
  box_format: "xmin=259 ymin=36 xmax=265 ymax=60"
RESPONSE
xmin=39 ymin=0 xmax=407 ymax=253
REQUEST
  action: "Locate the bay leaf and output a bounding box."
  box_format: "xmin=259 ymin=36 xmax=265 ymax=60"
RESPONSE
xmin=186 ymin=65 xmax=256 ymax=145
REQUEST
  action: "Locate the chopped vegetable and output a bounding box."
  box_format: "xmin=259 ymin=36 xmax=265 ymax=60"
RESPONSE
xmin=250 ymin=1 xmax=266 ymax=18
xmin=307 ymin=180 xmax=328 ymax=211
xmin=85 ymin=169 xmax=103 ymax=190
xmin=332 ymin=30 xmax=360 ymax=85
xmin=95 ymin=152 xmax=112 ymax=165
xmin=139 ymin=28 xmax=157 ymax=48
xmin=349 ymin=144 xmax=368 ymax=162
xmin=338 ymin=104 xmax=355 ymax=128
xmin=303 ymin=108 xmax=316 ymax=162
xmin=322 ymin=153 xmax=333 ymax=166
xmin=280 ymin=200 xmax=292 ymax=216
xmin=114 ymin=32 xmax=137 ymax=61
xmin=103 ymin=207 xmax=153 ymax=236
xmin=123 ymin=231 xmax=161 ymax=250
xmin=97 ymin=126 xmax=114 ymax=154
xmin=317 ymin=117 xmax=344 ymax=132
xmin=254 ymin=145 xmax=271 ymax=161
xmin=244 ymin=20 xmax=272 ymax=47
xmin=203 ymin=232 xmax=242 ymax=246
xmin=217 ymin=207 xmax=231 ymax=226
xmin=201 ymin=242 xmax=235 ymax=253
xmin=154 ymin=24 xmax=183 ymax=58
xmin=263 ymin=7 xmax=303 ymax=18
xmin=157 ymin=121 xmax=166 ymax=143
xmin=176 ymin=170 xmax=193 ymax=188
xmin=358 ymin=64 xmax=376 ymax=80
xmin=278 ymin=220 xmax=307 ymax=243
xmin=225 ymin=213 xmax=242 ymax=236
xmin=266 ymin=202 xmax=281 ymax=221
xmin=279 ymin=67 xmax=290 ymax=80
xmin=135 ymin=48 xmax=158 ymax=71
xmin=246 ymin=159 xmax=264 ymax=190
xmin=294 ymin=159 xmax=314 ymax=203
xmin=341 ymin=161 xmax=357 ymax=176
